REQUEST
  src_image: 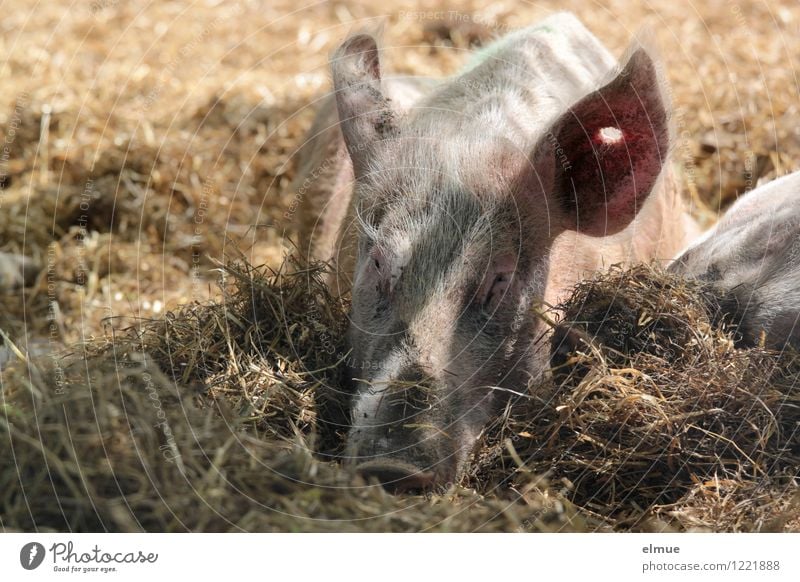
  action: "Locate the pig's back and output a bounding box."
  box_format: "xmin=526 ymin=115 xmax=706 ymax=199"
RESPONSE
xmin=413 ymin=13 xmax=617 ymax=146
xmin=673 ymin=172 xmax=800 ymax=274
xmin=670 ymin=172 xmax=800 ymax=349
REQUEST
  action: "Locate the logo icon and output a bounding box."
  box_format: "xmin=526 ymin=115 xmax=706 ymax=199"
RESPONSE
xmin=20 ymin=542 xmax=46 ymax=570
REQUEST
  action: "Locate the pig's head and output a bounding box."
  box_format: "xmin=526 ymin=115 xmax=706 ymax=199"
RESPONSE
xmin=331 ymin=34 xmax=670 ymax=492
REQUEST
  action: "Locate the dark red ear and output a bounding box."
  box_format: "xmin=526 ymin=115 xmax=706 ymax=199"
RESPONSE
xmin=539 ymin=40 xmax=671 ymax=236
xmin=330 ymin=34 xmax=397 ymax=175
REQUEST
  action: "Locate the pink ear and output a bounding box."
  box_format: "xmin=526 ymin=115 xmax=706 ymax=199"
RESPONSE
xmin=330 ymin=34 xmax=396 ymax=175
xmin=543 ymin=42 xmax=670 ymax=236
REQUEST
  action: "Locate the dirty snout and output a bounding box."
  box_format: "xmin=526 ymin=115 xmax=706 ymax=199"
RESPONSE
xmin=345 ymin=363 xmax=481 ymax=493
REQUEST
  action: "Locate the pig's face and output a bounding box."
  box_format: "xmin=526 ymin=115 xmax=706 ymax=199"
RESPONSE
xmin=344 ymin=138 xmax=552 ymax=489
xmin=331 ymin=34 xmax=670 ymax=491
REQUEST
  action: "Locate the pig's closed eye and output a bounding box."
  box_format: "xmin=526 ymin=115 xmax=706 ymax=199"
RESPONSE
xmin=370 ymin=253 xmax=385 ymax=279
xmin=484 ymin=273 xmax=510 ymax=310
xmin=368 ymin=248 xmax=391 ymax=297
xmin=478 ymin=271 xmax=514 ymax=314
xmin=477 ymin=256 xmax=518 ymax=313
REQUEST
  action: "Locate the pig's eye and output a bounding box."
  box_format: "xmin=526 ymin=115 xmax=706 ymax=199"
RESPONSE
xmin=483 ymin=273 xmax=511 ymax=311
xmin=367 ymin=247 xmax=391 ymax=296
xmin=370 ymin=249 xmax=385 ymax=274
xmin=477 ymin=256 xmax=517 ymax=313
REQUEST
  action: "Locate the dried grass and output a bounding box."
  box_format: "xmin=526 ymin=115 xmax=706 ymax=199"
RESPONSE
xmin=471 ymin=266 xmax=799 ymax=531
xmin=2 ymin=259 xmax=797 ymax=531
xmin=1 ymin=259 xmax=580 ymax=532
xmin=1 ymin=0 xmax=800 ymax=532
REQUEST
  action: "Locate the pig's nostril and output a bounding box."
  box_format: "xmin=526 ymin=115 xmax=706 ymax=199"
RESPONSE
xmin=356 ymin=460 xmax=436 ymax=494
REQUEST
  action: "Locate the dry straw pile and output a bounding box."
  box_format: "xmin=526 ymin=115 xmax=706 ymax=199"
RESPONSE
xmin=1 ymin=260 xmax=581 ymax=532
xmin=473 ymin=266 xmax=799 ymax=531
xmin=1 ymin=0 xmax=799 ymax=531
xmin=2 ymin=260 xmax=798 ymax=532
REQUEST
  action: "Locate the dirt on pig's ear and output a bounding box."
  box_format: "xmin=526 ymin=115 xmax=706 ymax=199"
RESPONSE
xmin=330 ymin=33 xmax=398 ymax=175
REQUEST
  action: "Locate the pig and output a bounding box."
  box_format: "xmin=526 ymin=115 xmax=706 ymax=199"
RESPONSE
xmin=669 ymin=171 xmax=800 ymax=350
xmin=293 ymin=13 xmax=699 ymax=492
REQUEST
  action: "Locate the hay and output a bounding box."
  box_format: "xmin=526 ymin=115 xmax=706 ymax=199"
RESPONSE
xmin=2 ymin=259 xmax=797 ymax=531
xmin=138 ymin=257 xmax=351 ymax=456
xmin=471 ymin=265 xmax=799 ymax=531
xmin=0 ymin=257 xmax=581 ymax=532
xmin=2 ymin=0 xmax=800 ymax=532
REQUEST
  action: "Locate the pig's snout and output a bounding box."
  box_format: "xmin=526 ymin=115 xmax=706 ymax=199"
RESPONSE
xmin=346 ymin=374 xmax=461 ymax=493
xmin=355 ymin=459 xmax=436 ymax=493
xmin=348 ymin=425 xmax=451 ymax=493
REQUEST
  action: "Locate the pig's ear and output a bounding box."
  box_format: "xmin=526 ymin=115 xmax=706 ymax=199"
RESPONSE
xmin=330 ymin=33 xmax=396 ymax=174
xmin=533 ymin=37 xmax=671 ymax=236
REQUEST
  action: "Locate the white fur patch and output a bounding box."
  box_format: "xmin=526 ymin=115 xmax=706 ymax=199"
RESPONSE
xmin=351 ymin=349 xmax=407 ymax=428
xmin=389 ymin=235 xmax=413 ymax=293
